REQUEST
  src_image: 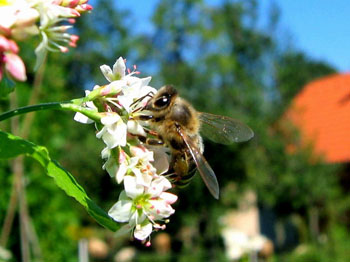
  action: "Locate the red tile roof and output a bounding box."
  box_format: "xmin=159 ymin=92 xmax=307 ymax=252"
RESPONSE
xmin=287 ymin=74 xmax=350 ymax=163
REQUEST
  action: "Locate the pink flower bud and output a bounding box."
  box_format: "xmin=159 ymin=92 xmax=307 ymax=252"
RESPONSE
xmin=80 ymin=4 xmax=93 ymax=11
xmin=159 ymin=192 xmax=178 ymax=205
xmin=70 ymin=34 xmax=79 ymax=43
xmin=0 ymin=36 xmax=18 ymax=53
xmin=68 ymin=42 xmax=77 ymax=48
xmin=8 ymin=40 xmax=19 ymax=53
xmin=4 ymin=53 xmax=26 ymax=81
xmin=0 ymin=36 xmax=10 ymax=52
xmin=69 ymin=0 xmax=80 ymax=8
xmin=59 ymin=46 xmax=69 ymax=53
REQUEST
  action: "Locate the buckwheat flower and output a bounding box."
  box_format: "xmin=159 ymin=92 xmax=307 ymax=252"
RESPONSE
xmin=96 ymin=113 xmax=127 ymax=148
xmin=100 ymin=57 xmax=155 ymax=112
xmin=108 ymin=175 xmax=177 ymax=241
xmin=33 ymin=0 xmax=92 ymax=69
xmin=129 ymin=145 xmax=157 ymax=186
xmin=100 ymin=56 xmax=126 ymax=82
xmin=102 ymin=145 xmax=154 ymax=185
xmin=36 ymin=1 xmax=80 ymax=29
xmin=102 ymin=147 xmax=133 ymax=183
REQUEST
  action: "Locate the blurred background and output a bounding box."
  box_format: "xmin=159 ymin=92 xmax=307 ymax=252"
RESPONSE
xmin=1 ymin=0 xmax=350 ymax=261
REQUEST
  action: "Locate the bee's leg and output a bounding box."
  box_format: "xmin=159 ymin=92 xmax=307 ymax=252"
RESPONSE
xmin=138 ymin=135 xmax=164 ymax=146
xmin=135 ymin=128 xmax=164 ymax=145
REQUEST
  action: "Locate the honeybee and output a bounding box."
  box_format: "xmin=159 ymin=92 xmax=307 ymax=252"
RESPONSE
xmin=138 ymin=85 xmax=254 ymax=199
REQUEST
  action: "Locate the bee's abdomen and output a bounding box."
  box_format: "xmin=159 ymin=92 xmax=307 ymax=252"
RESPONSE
xmin=172 ymin=168 xmax=197 ymax=188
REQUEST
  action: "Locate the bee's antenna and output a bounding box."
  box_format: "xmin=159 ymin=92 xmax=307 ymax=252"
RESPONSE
xmin=131 ymin=91 xmax=155 ymax=113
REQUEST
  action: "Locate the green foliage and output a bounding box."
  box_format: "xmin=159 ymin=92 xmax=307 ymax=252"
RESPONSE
xmin=275 ymin=225 xmax=350 ymax=262
xmin=274 ymin=51 xmax=336 ymax=115
xmin=1 ymin=0 xmax=348 ymax=261
xmin=0 ymin=77 xmax=15 ymax=99
xmin=0 ymin=130 xmax=119 ymax=232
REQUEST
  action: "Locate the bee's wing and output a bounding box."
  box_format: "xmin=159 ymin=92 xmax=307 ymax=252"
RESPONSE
xmin=199 ymin=112 xmax=254 ymax=144
xmin=176 ymin=125 xmax=219 ymax=199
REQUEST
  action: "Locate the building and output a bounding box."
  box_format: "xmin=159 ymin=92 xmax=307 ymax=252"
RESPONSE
xmin=286 ymin=73 xmax=350 ymax=163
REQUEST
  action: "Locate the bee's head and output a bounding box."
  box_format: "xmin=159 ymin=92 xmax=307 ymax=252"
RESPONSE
xmin=145 ymin=85 xmax=178 ymax=111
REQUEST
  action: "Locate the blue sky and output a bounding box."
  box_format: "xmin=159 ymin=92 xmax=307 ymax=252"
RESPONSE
xmin=117 ymin=0 xmax=350 ymax=72
xmin=261 ymin=0 xmax=350 ymax=72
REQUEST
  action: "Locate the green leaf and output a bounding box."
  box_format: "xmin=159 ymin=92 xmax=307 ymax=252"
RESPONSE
xmin=0 ymin=130 xmax=120 ymax=232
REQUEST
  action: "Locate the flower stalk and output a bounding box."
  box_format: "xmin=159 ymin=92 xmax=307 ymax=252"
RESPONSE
xmin=0 ymin=98 xmax=102 ymax=122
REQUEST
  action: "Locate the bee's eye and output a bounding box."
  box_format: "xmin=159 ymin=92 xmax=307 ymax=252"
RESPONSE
xmin=154 ymin=96 xmax=170 ymax=108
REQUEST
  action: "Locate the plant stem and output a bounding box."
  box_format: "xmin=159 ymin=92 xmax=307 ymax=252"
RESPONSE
xmin=0 ymin=98 xmax=102 ymax=123
xmin=0 ymin=102 xmax=70 ymax=122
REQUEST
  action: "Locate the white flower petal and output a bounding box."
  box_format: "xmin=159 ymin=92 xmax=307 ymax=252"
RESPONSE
xmin=116 ymin=163 xmax=128 ymax=184
xmin=128 ymin=157 xmax=139 ymax=169
xmin=101 ymin=147 xmax=110 ymax=159
xmin=101 ymin=114 xmax=120 ymax=125
xmin=124 ymin=75 xmax=142 ymax=88
xmin=160 ymin=192 xmax=178 ymax=205
xmin=113 ymin=57 xmax=126 ymax=79
xmin=129 ymin=211 xmax=147 ymax=227
xmin=107 ymin=79 xmax=126 ymax=94
xmin=147 ymin=176 xmax=172 ymax=196
xmin=108 ymin=200 xmax=133 ymax=223
xmin=124 ymin=176 xmax=144 ymax=199
xmin=139 ymin=77 xmax=152 ymax=88
xmin=73 ymin=112 xmax=94 ymax=124
xmin=101 ymin=132 xmax=120 ymax=149
xmin=149 ymin=199 xmax=175 ymax=219
xmin=134 ymin=222 xmax=153 ymax=241
xmin=133 ymin=168 xmax=153 ymax=187
xmin=117 ymin=95 xmax=134 ymax=112
xmin=100 ymin=64 xmax=114 ymax=82
xmin=118 ymin=190 xmax=128 ymax=201
xmin=102 ymin=156 xmax=118 ymax=178
xmin=127 ymin=120 xmax=146 ymax=137
xmin=116 ymin=121 xmax=127 ymax=146
xmin=96 ymin=126 xmax=107 ymax=139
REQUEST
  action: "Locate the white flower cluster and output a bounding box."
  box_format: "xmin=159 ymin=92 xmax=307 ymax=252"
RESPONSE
xmin=0 ymin=0 xmax=91 ymax=81
xmin=74 ymin=57 xmax=177 ymax=244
